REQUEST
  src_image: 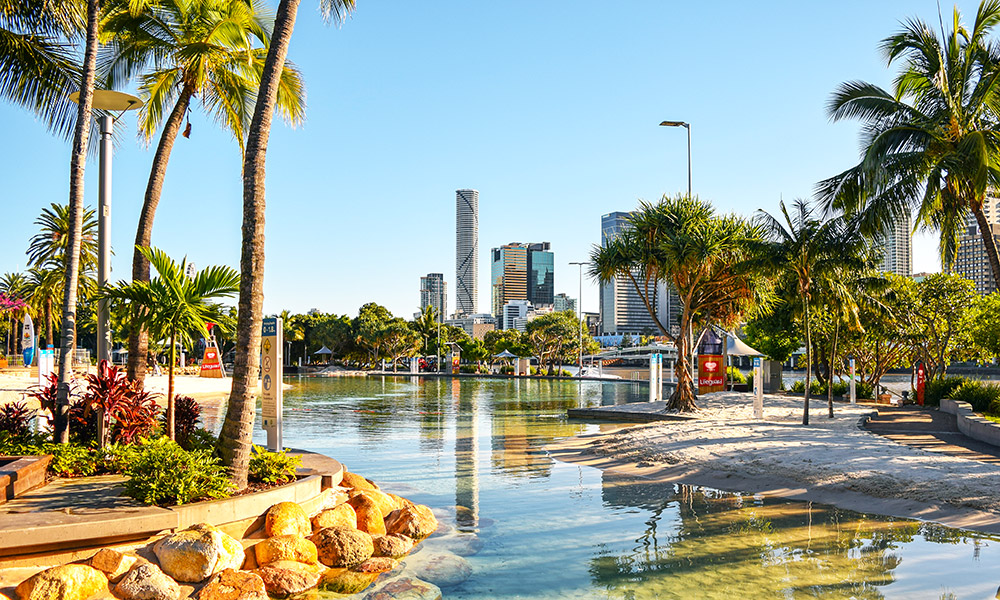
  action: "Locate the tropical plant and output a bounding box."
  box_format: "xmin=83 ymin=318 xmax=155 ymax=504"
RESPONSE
xmin=123 ymin=437 xmax=234 ymax=505
xmin=0 ymin=401 xmax=35 ymax=439
xmin=0 ymin=273 xmax=28 ymax=354
xmin=818 ymin=1 xmax=1000 ymax=282
xmin=170 ymin=395 xmax=201 ymax=450
xmin=248 ymin=444 xmax=301 ymax=485
xmin=220 ymin=0 xmax=356 ymax=489
xmin=750 ymin=199 xmax=867 ymax=424
xmin=906 ymin=273 xmax=978 ymax=380
xmin=591 ymin=195 xmax=771 ymax=411
xmin=99 ymin=246 xmax=238 ymax=440
xmin=380 ymin=319 xmax=420 ymax=371
xmin=100 ymin=0 xmax=305 ymax=384
xmin=412 ymin=305 xmax=440 ymax=356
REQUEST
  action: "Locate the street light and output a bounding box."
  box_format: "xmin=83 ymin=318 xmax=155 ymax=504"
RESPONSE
xmin=569 ymin=261 xmax=587 ymax=377
xmin=659 ymin=120 xmax=691 ymax=198
xmin=69 ymin=90 xmax=142 ymax=367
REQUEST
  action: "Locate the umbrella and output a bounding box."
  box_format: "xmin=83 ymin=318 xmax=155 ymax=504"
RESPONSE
xmin=726 ymin=336 xmax=763 ymax=357
xmin=313 ymin=346 xmax=333 ymax=355
xmin=493 ymin=349 xmax=518 ymax=358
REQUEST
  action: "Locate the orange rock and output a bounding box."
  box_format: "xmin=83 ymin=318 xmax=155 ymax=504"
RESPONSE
xmin=311 ymin=504 xmax=357 ymax=532
xmin=340 ymin=472 xmax=378 ymax=492
xmin=350 ymin=495 xmax=386 ymax=535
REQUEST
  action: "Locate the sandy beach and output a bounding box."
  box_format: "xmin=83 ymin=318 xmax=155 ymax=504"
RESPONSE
xmin=549 ymin=392 xmax=1000 ymax=533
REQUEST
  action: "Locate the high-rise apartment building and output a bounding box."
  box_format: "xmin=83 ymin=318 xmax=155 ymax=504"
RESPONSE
xmin=553 ymin=293 xmax=576 ymax=314
xmin=456 ymin=189 xmax=479 ymax=316
xmin=956 ymin=194 xmax=1000 ymax=295
xmin=419 ymin=273 xmax=447 ymax=322
xmin=878 ymin=213 xmax=913 ymax=277
xmin=491 ymin=242 xmax=554 ymax=317
xmin=599 ymin=211 xmax=681 ymax=336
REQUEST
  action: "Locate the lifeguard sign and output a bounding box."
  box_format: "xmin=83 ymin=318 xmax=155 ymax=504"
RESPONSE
xmin=697 ymin=329 xmax=725 ymax=393
xmin=199 ymin=323 xmax=224 ymax=378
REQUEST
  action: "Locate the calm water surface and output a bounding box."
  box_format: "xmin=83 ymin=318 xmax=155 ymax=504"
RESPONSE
xmin=238 ymin=377 xmax=1000 ymax=599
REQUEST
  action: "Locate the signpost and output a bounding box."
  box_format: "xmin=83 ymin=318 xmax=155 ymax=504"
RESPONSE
xmin=752 ymin=356 xmax=763 ymax=419
xmin=698 ymin=355 xmax=724 ymax=393
xmin=648 ymin=354 xmax=659 ymax=403
xmin=849 ymin=357 xmax=857 ymax=404
xmin=261 ymin=317 xmax=283 ymax=451
xmin=656 ymin=353 xmax=663 ymax=402
xmin=916 ymin=363 xmax=925 ymax=406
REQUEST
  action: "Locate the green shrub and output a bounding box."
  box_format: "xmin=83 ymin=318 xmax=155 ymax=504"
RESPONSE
xmin=988 ymin=398 xmax=1000 ymax=417
xmin=182 ymin=428 xmax=218 ymax=452
xmin=952 ymin=380 xmax=1000 ymax=413
xmin=726 ymin=367 xmax=746 ymax=384
xmin=248 ymin=445 xmax=302 ymax=485
xmin=48 ymin=444 xmax=99 ymax=478
xmin=924 ymin=376 xmax=965 ymax=407
xmin=790 ymin=380 xmax=805 ymax=393
xmin=856 ymin=381 xmax=874 ymax=399
xmin=122 ymin=437 xmax=233 ymax=506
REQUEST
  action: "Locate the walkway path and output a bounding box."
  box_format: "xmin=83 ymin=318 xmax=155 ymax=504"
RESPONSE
xmin=863 ymin=405 xmax=1000 ymax=464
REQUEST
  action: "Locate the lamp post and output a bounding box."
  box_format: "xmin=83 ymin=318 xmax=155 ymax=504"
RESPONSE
xmin=69 ymin=90 xmax=142 ymax=367
xmin=569 ymin=261 xmax=587 ymax=377
xmin=659 ymin=120 xmax=691 ymax=198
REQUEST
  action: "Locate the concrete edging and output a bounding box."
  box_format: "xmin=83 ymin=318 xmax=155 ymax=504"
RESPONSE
xmin=940 ymin=399 xmax=1000 ymax=448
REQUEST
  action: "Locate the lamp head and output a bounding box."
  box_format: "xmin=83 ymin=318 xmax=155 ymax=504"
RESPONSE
xmin=659 ymin=120 xmax=688 ymax=128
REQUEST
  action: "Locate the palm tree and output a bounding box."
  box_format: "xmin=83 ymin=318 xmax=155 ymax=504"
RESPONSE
xmin=0 ymin=272 xmax=27 ymax=355
xmin=220 ymin=0 xmax=355 ymax=488
xmin=100 ymin=246 xmax=239 ymax=440
xmin=99 ymin=0 xmax=306 ymax=385
xmin=751 ymin=200 xmax=867 ymax=425
xmin=818 ymin=1 xmax=1000 ymax=281
xmin=591 ymin=195 xmax=770 ymax=411
xmin=412 ymin=305 xmax=440 ymax=356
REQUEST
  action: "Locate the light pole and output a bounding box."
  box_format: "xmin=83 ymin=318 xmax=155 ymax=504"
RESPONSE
xmin=569 ymin=261 xmax=587 ymax=377
xmin=69 ymin=90 xmax=142 ymax=367
xmin=659 ymin=121 xmax=691 ymax=198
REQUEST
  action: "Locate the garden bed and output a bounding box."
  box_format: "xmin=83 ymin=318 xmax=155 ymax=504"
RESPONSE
xmin=0 ymin=454 xmax=52 ymax=504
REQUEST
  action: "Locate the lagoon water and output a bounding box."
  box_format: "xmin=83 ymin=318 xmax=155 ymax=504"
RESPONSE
xmin=249 ymin=377 xmax=1000 ymax=599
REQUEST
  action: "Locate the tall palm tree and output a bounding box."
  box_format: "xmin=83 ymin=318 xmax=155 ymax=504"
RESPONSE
xmin=0 ymin=272 xmax=27 ymax=354
xmin=100 ymin=246 xmax=239 ymax=440
xmin=591 ymin=195 xmax=770 ymax=411
xmin=412 ymin=305 xmax=439 ymax=356
xmin=220 ymin=0 xmax=355 ymax=488
xmin=27 ymin=266 xmax=62 ymax=349
xmin=99 ymin=0 xmax=305 ymax=384
xmin=751 ymin=200 xmax=867 ymax=425
xmin=818 ymin=1 xmax=1000 ymax=280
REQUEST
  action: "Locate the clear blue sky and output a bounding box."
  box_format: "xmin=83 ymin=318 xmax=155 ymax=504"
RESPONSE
xmin=0 ymin=1 xmax=977 ymax=319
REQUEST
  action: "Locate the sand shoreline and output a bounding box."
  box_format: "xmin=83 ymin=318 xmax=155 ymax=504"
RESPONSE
xmin=547 ymin=392 xmax=1000 ymax=534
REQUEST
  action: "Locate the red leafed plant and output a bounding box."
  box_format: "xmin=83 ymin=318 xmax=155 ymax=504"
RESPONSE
xmin=82 ymin=361 xmax=161 ymax=447
xmin=26 ymin=372 xmax=59 ymax=425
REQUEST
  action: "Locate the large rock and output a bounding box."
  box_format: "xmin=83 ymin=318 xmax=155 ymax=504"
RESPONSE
xmin=340 ymin=472 xmax=378 ymax=492
xmin=353 ymin=558 xmax=397 ymax=574
xmin=384 ymin=505 xmax=438 ymax=539
xmin=317 ymin=569 xmax=378 ymax=595
xmin=348 ymin=490 xmax=397 ymax=519
xmin=253 ymin=563 xmax=321 ymax=599
xmin=362 ymin=576 xmax=442 ymax=600
xmin=311 ymin=526 xmax=374 ymax=568
xmin=371 ymin=534 xmax=413 ymax=559
xmin=15 ymin=564 xmax=109 ymax=600
xmin=351 ymin=495 xmax=387 ymax=535
xmin=89 ymin=548 xmax=138 ymax=583
xmin=386 ymin=493 xmax=414 ymax=511
xmin=264 ymin=502 xmax=310 ymax=538
xmin=405 ymin=551 xmax=471 ymax=588
xmin=113 ymin=563 xmax=180 ymax=600
xmin=253 ymin=535 xmax=318 ymax=566
xmin=152 ymin=523 xmax=245 ymax=583
xmin=311 ymin=504 xmax=356 ymax=532
xmin=197 ymin=569 xmax=267 ymax=600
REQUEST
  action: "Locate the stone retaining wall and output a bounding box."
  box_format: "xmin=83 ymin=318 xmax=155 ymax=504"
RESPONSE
xmin=940 ymin=399 xmax=1000 ymax=448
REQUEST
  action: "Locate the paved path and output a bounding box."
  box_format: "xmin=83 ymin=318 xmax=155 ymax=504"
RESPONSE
xmin=864 ymin=405 xmax=1000 ymax=464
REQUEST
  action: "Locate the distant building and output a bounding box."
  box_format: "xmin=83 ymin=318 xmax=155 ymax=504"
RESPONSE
xmin=445 ymin=313 xmax=496 ymax=340
xmin=456 ymin=189 xmax=479 ymax=315
xmin=502 ymin=300 xmax=533 ymax=331
xmin=877 ymin=213 xmax=913 ymax=276
xmin=956 ymin=194 xmax=1000 ymax=295
xmin=420 ymin=273 xmax=447 ymax=322
xmin=599 ymin=211 xmax=680 ymax=336
xmin=553 ymin=293 xmax=576 ymax=314
xmin=491 ymin=242 xmax=554 ymax=317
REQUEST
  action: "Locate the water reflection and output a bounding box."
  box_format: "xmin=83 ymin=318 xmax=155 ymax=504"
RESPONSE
xmin=454 ymin=379 xmax=479 ymax=530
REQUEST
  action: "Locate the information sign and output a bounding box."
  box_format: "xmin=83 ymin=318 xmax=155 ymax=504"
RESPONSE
xmin=752 ymin=356 xmax=763 ymax=419
xmin=261 ymin=317 xmax=283 ymax=451
xmin=698 ymin=354 xmax=724 ymax=393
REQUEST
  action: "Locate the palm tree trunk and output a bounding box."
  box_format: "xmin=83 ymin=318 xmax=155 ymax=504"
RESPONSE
xmin=55 ymin=0 xmax=99 ymax=444
xmin=128 ymin=87 xmax=194 ymax=385
xmin=827 ymin=319 xmax=839 ymax=418
xmin=44 ymin=296 xmax=53 ymax=349
xmin=974 ymin=207 xmax=1000 ymax=289
xmin=167 ymin=325 xmax=176 ymax=441
xmin=803 ymin=297 xmax=812 ymax=426
xmin=218 ymin=0 xmax=302 ymax=489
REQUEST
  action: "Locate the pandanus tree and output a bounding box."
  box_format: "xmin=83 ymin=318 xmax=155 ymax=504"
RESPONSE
xmin=98 ymin=0 xmax=305 ymax=385
xmin=99 ymin=246 xmax=238 ymax=440
xmin=220 ymin=0 xmax=356 ymax=488
xmin=818 ymin=1 xmax=1000 ymax=280
xmin=590 ymin=195 xmax=771 ymax=411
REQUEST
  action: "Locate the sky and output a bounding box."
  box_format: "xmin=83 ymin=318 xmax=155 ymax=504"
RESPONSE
xmin=0 ymin=1 xmax=981 ymax=320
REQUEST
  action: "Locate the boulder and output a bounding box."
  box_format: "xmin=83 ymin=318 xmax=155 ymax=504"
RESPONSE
xmin=311 ymin=526 xmax=374 ymax=568
xmin=384 ymin=505 xmax=438 ymax=539
xmin=89 ymin=548 xmax=138 ymax=583
xmin=405 ymin=551 xmax=471 ymax=588
xmin=152 ymin=523 xmax=245 ymax=583
xmin=351 ymin=495 xmax=387 ymax=535
xmin=197 ymin=569 xmax=267 ymax=600
xmin=253 ymin=535 xmax=318 ymax=566
xmin=340 ymin=472 xmax=378 ymax=492
xmin=317 ymin=569 xmax=378 ymax=595
xmin=253 ymin=564 xmax=321 ymax=599
xmin=264 ymin=502 xmax=310 ymax=538
xmin=362 ymin=576 xmax=442 ymax=600
xmin=353 ymin=558 xmax=397 ymax=574
xmin=113 ymin=563 xmax=180 ymax=600
xmin=15 ymin=564 xmax=108 ymax=600
xmin=386 ymin=493 xmax=414 ymax=510
xmin=311 ymin=504 xmax=356 ymax=532
xmin=348 ymin=490 xmax=397 ymax=518
xmin=371 ymin=534 xmax=414 ymax=559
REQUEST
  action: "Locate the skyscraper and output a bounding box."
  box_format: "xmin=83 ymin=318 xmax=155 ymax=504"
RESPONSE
xmin=878 ymin=213 xmax=913 ymax=277
xmin=956 ymin=194 xmax=1000 ymax=295
xmin=420 ymin=273 xmax=447 ymax=322
xmin=527 ymin=242 xmax=554 ymax=306
xmin=456 ymin=189 xmax=479 ymax=316
xmin=599 ymin=211 xmax=681 ymax=336
xmin=491 ymin=241 xmax=554 ymax=318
